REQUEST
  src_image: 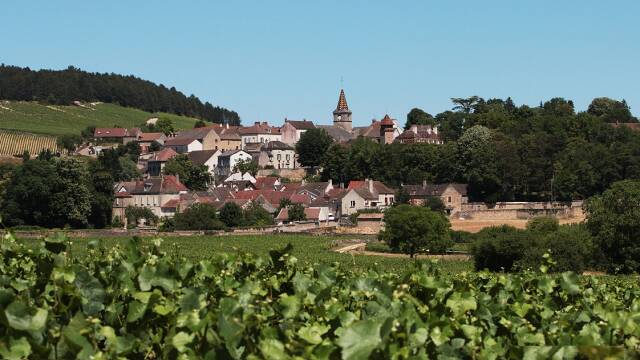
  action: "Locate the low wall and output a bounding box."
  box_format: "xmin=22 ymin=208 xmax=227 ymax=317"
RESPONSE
xmin=256 ymin=168 xmax=307 ymax=181
xmin=459 ymin=204 xmax=583 ymax=221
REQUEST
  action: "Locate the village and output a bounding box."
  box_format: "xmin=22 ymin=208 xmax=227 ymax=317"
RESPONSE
xmin=74 ymin=89 xmax=584 ymax=231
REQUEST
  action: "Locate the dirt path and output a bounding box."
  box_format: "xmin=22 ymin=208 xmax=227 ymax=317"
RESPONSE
xmin=332 ymin=242 xmax=471 ymax=260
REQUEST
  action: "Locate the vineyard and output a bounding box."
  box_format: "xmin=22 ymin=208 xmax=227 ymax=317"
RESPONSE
xmin=0 ymin=130 xmax=59 ymax=157
xmin=1 ymin=233 xmax=639 ymax=359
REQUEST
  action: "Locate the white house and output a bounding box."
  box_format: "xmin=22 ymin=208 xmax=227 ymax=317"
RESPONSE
xmin=164 ymin=137 xmax=203 ymax=154
xmin=239 ymin=122 xmax=282 ymax=148
xmin=188 ymin=149 xmax=221 ymax=176
xmin=216 ymin=149 xmax=253 ymax=176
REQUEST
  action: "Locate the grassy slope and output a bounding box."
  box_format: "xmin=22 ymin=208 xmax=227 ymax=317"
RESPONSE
xmin=0 ymin=101 xmax=200 ymax=136
xmin=21 ymin=234 xmax=473 ymax=274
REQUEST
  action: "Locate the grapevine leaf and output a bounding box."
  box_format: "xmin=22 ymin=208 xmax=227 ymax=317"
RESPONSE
xmin=4 ymin=301 xmax=47 ymax=332
xmin=73 ymin=267 xmax=105 ymax=316
xmin=0 ymin=337 xmax=31 ymax=360
xmin=172 ymin=331 xmax=194 ymax=353
xmin=336 ymin=319 xmax=382 ymax=360
xmin=259 ymin=338 xmax=289 ymax=360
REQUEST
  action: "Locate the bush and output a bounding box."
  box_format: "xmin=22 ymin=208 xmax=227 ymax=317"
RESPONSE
xmin=173 ymin=203 xmax=226 ymax=231
xmin=472 ymin=226 xmax=536 ymax=271
xmin=540 ymin=224 xmax=594 ymax=273
xmin=526 ymin=216 xmax=559 ymax=233
xmin=450 ymin=230 xmax=475 ymax=243
xmin=219 ymin=202 xmax=244 ymax=228
xmin=379 ymin=204 xmax=451 ymax=257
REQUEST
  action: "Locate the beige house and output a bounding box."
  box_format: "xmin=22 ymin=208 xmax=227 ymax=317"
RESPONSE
xmin=239 ymin=122 xmax=282 ymax=148
xmin=401 ymin=182 xmax=468 ymax=215
xmin=260 ymin=141 xmax=297 ymax=169
xmin=112 ymin=175 xmax=189 ymax=223
xmin=340 ymin=179 xmax=395 ymax=216
xmin=281 ymin=119 xmax=315 ymax=145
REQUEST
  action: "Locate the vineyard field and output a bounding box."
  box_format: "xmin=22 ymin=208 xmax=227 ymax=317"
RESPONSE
xmin=0 ymin=101 xmax=201 ymax=136
xmin=1 ymin=233 xmax=638 ymax=359
xmin=0 ymin=130 xmax=59 ymax=157
xmin=17 ymin=234 xmax=473 ymax=274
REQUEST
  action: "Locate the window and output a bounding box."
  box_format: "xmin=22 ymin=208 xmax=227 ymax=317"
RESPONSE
xmin=448 ymin=196 xmax=452 ymax=203
xmin=286 ymin=154 xmax=290 ymax=160
xmin=350 ymin=200 xmax=356 ymax=208
xmin=277 ymin=154 xmax=281 ymax=161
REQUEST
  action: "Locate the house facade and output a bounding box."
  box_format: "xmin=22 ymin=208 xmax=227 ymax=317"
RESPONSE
xmin=216 ymin=150 xmax=253 ymax=176
xmin=260 ymin=141 xmax=297 ymax=169
xmin=395 ymin=125 xmax=443 ymax=145
xmin=239 ymin=122 xmax=282 ymax=148
xmin=113 ymin=175 xmax=188 ymax=221
xmin=188 ymin=149 xmax=221 ymax=175
xmin=281 ymin=119 xmax=315 ymax=145
xmin=402 ymin=182 xmax=468 ymax=214
xmin=340 ymin=179 xmax=395 ymax=216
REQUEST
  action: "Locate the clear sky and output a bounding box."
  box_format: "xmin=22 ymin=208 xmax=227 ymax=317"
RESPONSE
xmin=2 ymin=1 xmax=639 ymax=126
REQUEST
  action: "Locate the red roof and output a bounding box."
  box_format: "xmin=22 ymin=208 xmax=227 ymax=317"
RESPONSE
xmin=380 ymin=114 xmax=394 ymax=126
xmin=347 ymin=180 xmax=395 ymax=194
xmin=161 ymin=199 xmax=180 ymax=209
xmin=233 ymin=189 xmax=295 ymax=206
xmin=290 ymin=193 xmax=312 ymax=205
xmin=139 ymin=132 xmax=164 ymax=142
xmin=254 ymin=176 xmax=279 ymax=190
xmin=239 ymin=122 xmax=281 ymax=135
xmin=276 ymin=207 xmax=321 ymax=221
xmin=149 ymin=148 xmax=178 ymax=162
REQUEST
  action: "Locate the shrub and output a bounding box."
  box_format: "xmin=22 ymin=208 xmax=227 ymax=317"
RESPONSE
xmin=173 ymin=203 xmax=226 ymax=231
xmin=450 ymin=230 xmax=475 ymax=243
xmin=540 ymin=224 xmax=594 ymax=273
xmin=219 ymin=202 xmax=245 ymax=227
xmin=526 ymin=216 xmax=559 ymax=233
xmin=472 ymin=226 xmax=536 ymax=271
xmin=288 ymin=203 xmax=306 ymax=222
xmin=379 ymin=204 xmax=451 ymax=257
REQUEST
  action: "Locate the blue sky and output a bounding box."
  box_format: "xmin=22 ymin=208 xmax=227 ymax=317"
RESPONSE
xmin=2 ymin=1 xmax=639 ymax=126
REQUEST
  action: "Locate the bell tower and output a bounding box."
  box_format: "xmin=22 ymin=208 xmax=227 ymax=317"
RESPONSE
xmin=333 ymin=89 xmax=352 ymax=132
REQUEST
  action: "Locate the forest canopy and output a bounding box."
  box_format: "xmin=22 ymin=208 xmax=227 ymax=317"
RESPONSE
xmin=0 ymin=64 xmax=240 ymax=125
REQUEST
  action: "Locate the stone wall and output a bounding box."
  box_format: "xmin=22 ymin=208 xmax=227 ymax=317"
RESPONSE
xmin=458 ymin=201 xmax=584 ymax=221
xmin=257 ymin=168 xmax=307 ymax=181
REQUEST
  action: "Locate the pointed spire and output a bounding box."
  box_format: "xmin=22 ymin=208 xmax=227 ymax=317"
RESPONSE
xmin=336 ymin=89 xmax=349 ymax=112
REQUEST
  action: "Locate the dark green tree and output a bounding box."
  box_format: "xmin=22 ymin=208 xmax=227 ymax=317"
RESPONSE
xmin=219 ymin=202 xmax=245 ymax=228
xmin=287 ymin=203 xmax=307 ymax=222
xmin=405 ymin=108 xmax=434 ymax=129
xmin=232 ymin=158 xmax=259 ymax=176
xmin=164 ymin=154 xmax=212 ymax=190
xmin=296 ymin=128 xmax=333 ymax=167
xmin=173 ymin=203 xmax=225 ymax=230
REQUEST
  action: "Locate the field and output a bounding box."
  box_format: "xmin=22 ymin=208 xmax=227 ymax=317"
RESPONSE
xmin=0 ymin=101 xmax=200 ymax=136
xmin=2 ymin=232 xmax=639 ymax=358
xmin=19 ymin=233 xmax=473 ymax=274
xmin=0 ymin=130 xmax=60 ymax=157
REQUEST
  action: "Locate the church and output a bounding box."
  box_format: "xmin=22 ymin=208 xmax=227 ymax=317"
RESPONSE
xmin=316 ymin=89 xmax=402 ymax=144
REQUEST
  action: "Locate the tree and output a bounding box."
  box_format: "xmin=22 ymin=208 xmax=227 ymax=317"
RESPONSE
xmin=585 ymin=180 xmax=640 ymax=273
xmin=233 ymin=158 xmax=259 ymax=176
xmin=194 ymin=120 xmax=207 ymax=128
xmin=219 ymin=202 xmax=244 ymax=228
xmin=451 ymin=96 xmax=481 ymax=114
xmin=173 ymin=203 xmax=225 ymax=230
xmin=296 ymin=128 xmax=333 ymax=167
xmin=395 ymin=187 xmax=410 ymax=204
xmin=405 ymin=108 xmax=434 ymax=129
xmin=87 ymin=169 xmax=114 ymax=228
xmin=526 ymin=216 xmax=559 ymax=233
xmin=588 ymin=97 xmax=635 ymax=123
xmin=457 ymin=125 xmax=500 ymax=202
xmin=156 ymin=119 xmax=175 ymax=136
xmin=379 ymin=205 xmax=451 ymax=258
xmin=125 ymin=206 xmax=158 ymax=227
xmin=424 ymin=196 xmax=445 ymax=213
xmin=164 ymin=154 xmax=212 ymax=190
xmin=243 ymin=201 xmax=274 ymax=227
xmin=321 ymin=144 xmax=350 ymax=184
xmin=57 ymin=134 xmax=83 ymax=154
xmin=288 ymin=203 xmax=307 ymax=222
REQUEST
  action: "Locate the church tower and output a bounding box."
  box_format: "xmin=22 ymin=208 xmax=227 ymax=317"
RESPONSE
xmin=333 ymin=89 xmax=352 ymax=132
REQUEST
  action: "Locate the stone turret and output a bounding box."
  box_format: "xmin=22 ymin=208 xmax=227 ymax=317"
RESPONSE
xmin=333 ymin=89 xmax=352 ymax=132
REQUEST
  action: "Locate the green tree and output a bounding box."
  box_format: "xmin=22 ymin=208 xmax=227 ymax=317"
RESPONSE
xmin=588 ymin=97 xmax=635 ymax=123
xmin=233 ymin=158 xmax=259 ymax=176
xmin=526 ymin=216 xmax=559 ymax=234
xmin=156 ymin=118 xmax=175 ymax=136
xmin=321 ymin=143 xmax=350 ymax=184
xmin=424 ymin=196 xmax=445 ymax=213
xmin=395 ymin=187 xmax=410 ymax=204
xmin=243 ymin=201 xmax=274 ymax=227
xmin=457 ymin=125 xmax=500 ymax=202
xmin=405 ymin=108 xmax=434 ymax=129
xmin=451 ymin=96 xmax=481 ymax=114
xmin=57 ymin=134 xmax=83 ymax=154
xmin=379 ymin=204 xmax=451 ymax=257
xmin=194 ymin=120 xmax=207 ymax=128
xmin=296 ymin=128 xmax=333 ymax=167
xmin=149 ymin=141 xmax=161 ymax=152
xmin=586 ymin=180 xmax=640 ymax=273
xmin=219 ymin=202 xmax=244 ymax=227
xmin=288 ymin=203 xmax=307 ymax=222
xmin=173 ymin=203 xmax=225 ymax=230
xmin=164 ymin=154 xmax=212 ymax=190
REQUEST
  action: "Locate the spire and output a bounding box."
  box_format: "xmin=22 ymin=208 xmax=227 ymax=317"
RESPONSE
xmin=335 ymin=89 xmax=349 ymax=112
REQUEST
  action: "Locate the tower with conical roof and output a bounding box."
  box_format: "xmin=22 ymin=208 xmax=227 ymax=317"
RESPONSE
xmin=333 ymin=89 xmax=352 ymax=132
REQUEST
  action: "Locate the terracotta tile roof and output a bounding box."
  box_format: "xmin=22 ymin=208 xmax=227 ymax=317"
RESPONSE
xmin=402 ymin=183 xmax=468 ymax=197
xmin=335 ymin=89 xmax=350 ymax=112
xmin=347 ymin=180 xmax=394 ymax=194
xmin=138 ymin=132 xmax=164 ymax=142
xmin=164 ymin=137 xmax=200 ymax=146
xmin=262 ymin=141 xmax=294 ymax=151
xmin=239 ymin=122 xmax=281 ymax=135
xmin=131 ymin=175 xmax=187 ymax=194
xmin=233 ymin=189 xmax=296 ymax=207
xmin=148 ymin=148 xmax=178 ymax=162
xmin=161 ymin=199 xmax=180 ymax=209
xmin=353 ymin=187 xmax=378 ymax=200
xmin=254 ymin=176 xmax=279 ymax=189
xmin=290 ymin=193 xmax=312 ymax=205
xmin=276 ymin=207 xmax=320 ymax=221
xmin=380 ymin=114 xmax=395 ymax=126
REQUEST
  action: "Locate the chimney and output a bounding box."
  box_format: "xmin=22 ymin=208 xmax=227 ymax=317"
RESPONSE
xmin=433 ymin=127 xmax=438 ymax=135
xmin=226 ymin=123 xmax=229 ymax=129
xmin=422 ymin=179 xmax=427 ymax=189
xmin=411 ymin=125 xmax=418 ymax=134
xmin=254 ymin=121 xmax=260 ymax=126
xmin=367 ymin=178 xmax=373 ymax=193
xmin=340 ymin=182 xmax=344 ymax=189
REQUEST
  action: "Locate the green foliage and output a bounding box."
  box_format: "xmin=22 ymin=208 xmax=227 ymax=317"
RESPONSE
xmin=124 ymin=206 xmax=158 ymax=227
xmin=395 ymin=187 xmax=410 ymax=204
xmin=586 ymin=180 xmax=640 ymax=273
xmin=243 ymin=201 xmax=274 ymax=227
xmin=155 ymin=118 xmax=175 ymax=136
xmin=288 ymin=203 xmax=307 ymax=222
xmin=56 ymin=134 xmax=83 ymax=153
xmin=424 ymin=196 xmax=445 ymax=213
xmin=232 ymin=158 xmax=259 ymax=176
xmin=405 ymin=108 xmax=434 ymax=129
xmin=163 ymin=154 xmax=212 ymax=190
xmin=526 ymin=216 xmax=560 ymax=233
xmin=296 ymin=128 xmax=333 ymax=167
xmin=172 ymin=203 xmax=225 ymax=231
xmin=588 ymin=97 xmax=635 ymax=123
xmin=0 ymin=233 xmax=637 ymax=358
xmin=219 ymin=202 xmax=244 ymax=228
xmin=379 ymin=204 xmax=451 ymax=257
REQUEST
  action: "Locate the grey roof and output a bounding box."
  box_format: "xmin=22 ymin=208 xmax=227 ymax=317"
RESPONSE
xmin=353 ymin=187 xmax=378 ymax=200
xmin=262 ymin=141 xmax=294 ymax=151
xmin=402 ymin=183 xmax=468 ymax=197
xmin=218 ymin=149 xmax=247 ymax=158
xmin=317 ymin=125 xmax=354 ymax=143
xmin=285 ymin=120 xmax=316 ymax=130
xmin=188 ymin=150 xmax=219 ymax=165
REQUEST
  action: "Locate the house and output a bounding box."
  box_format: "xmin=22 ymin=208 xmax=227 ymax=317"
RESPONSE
xmin=259 ymin=141 xmax=297 ymax=169
xmin=137 ymin=132 xmax=166 ymax=153
xmin=254 ymin=176 xmax=282 ymax=190
xmin=145 ymin=148 xmax=178 ymax=176
xmin=352 ymin=115 xmax=402 ymax=144
xmin=210 ymin=124 xmax=242 ymax=151
xmin=163 ymin=137 xmax=203 ymax=154
xmin=395 ymin=125 xmax=443 ymax=145
xmin=281 ymin=119 xmax=315 ymax=145
xmin=276 ymin=207 xmax=322 ymax=224
xmin=113 ymin=175 xmax=188 ymax=220
xmin=225 ymin=180 xmax=257 ymax=192
xmin=402 ymin=181 xmax=468 ymax=215
xmin=188 ymin=149 xmax=220 ymax=175
xmin=341 ymin=179 xmax=395 ymax=216
xmin=94 ymin=128 xmax=141 ymax=144
xmin=239 ymin=122 xmax=281 ymax=148
xmin=216 ymin=150 xmax=253 ymax=176
xmin=223 ymin=171 xmax=257 ymax=184
xmin=297 ymin=181 xmax=334 ymax=200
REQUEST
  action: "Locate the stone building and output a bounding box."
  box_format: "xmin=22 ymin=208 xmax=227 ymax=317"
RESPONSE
xmin=281 ymin=119 xmax=315 ymax=145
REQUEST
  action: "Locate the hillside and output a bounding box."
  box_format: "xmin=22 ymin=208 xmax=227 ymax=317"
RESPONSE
xmin=0 ymin=101 xmax=200 ymax=136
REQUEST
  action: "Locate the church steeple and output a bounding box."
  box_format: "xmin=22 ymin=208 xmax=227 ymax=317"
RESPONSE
xmin=333 ymin=89 xmax=352 ymax=132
